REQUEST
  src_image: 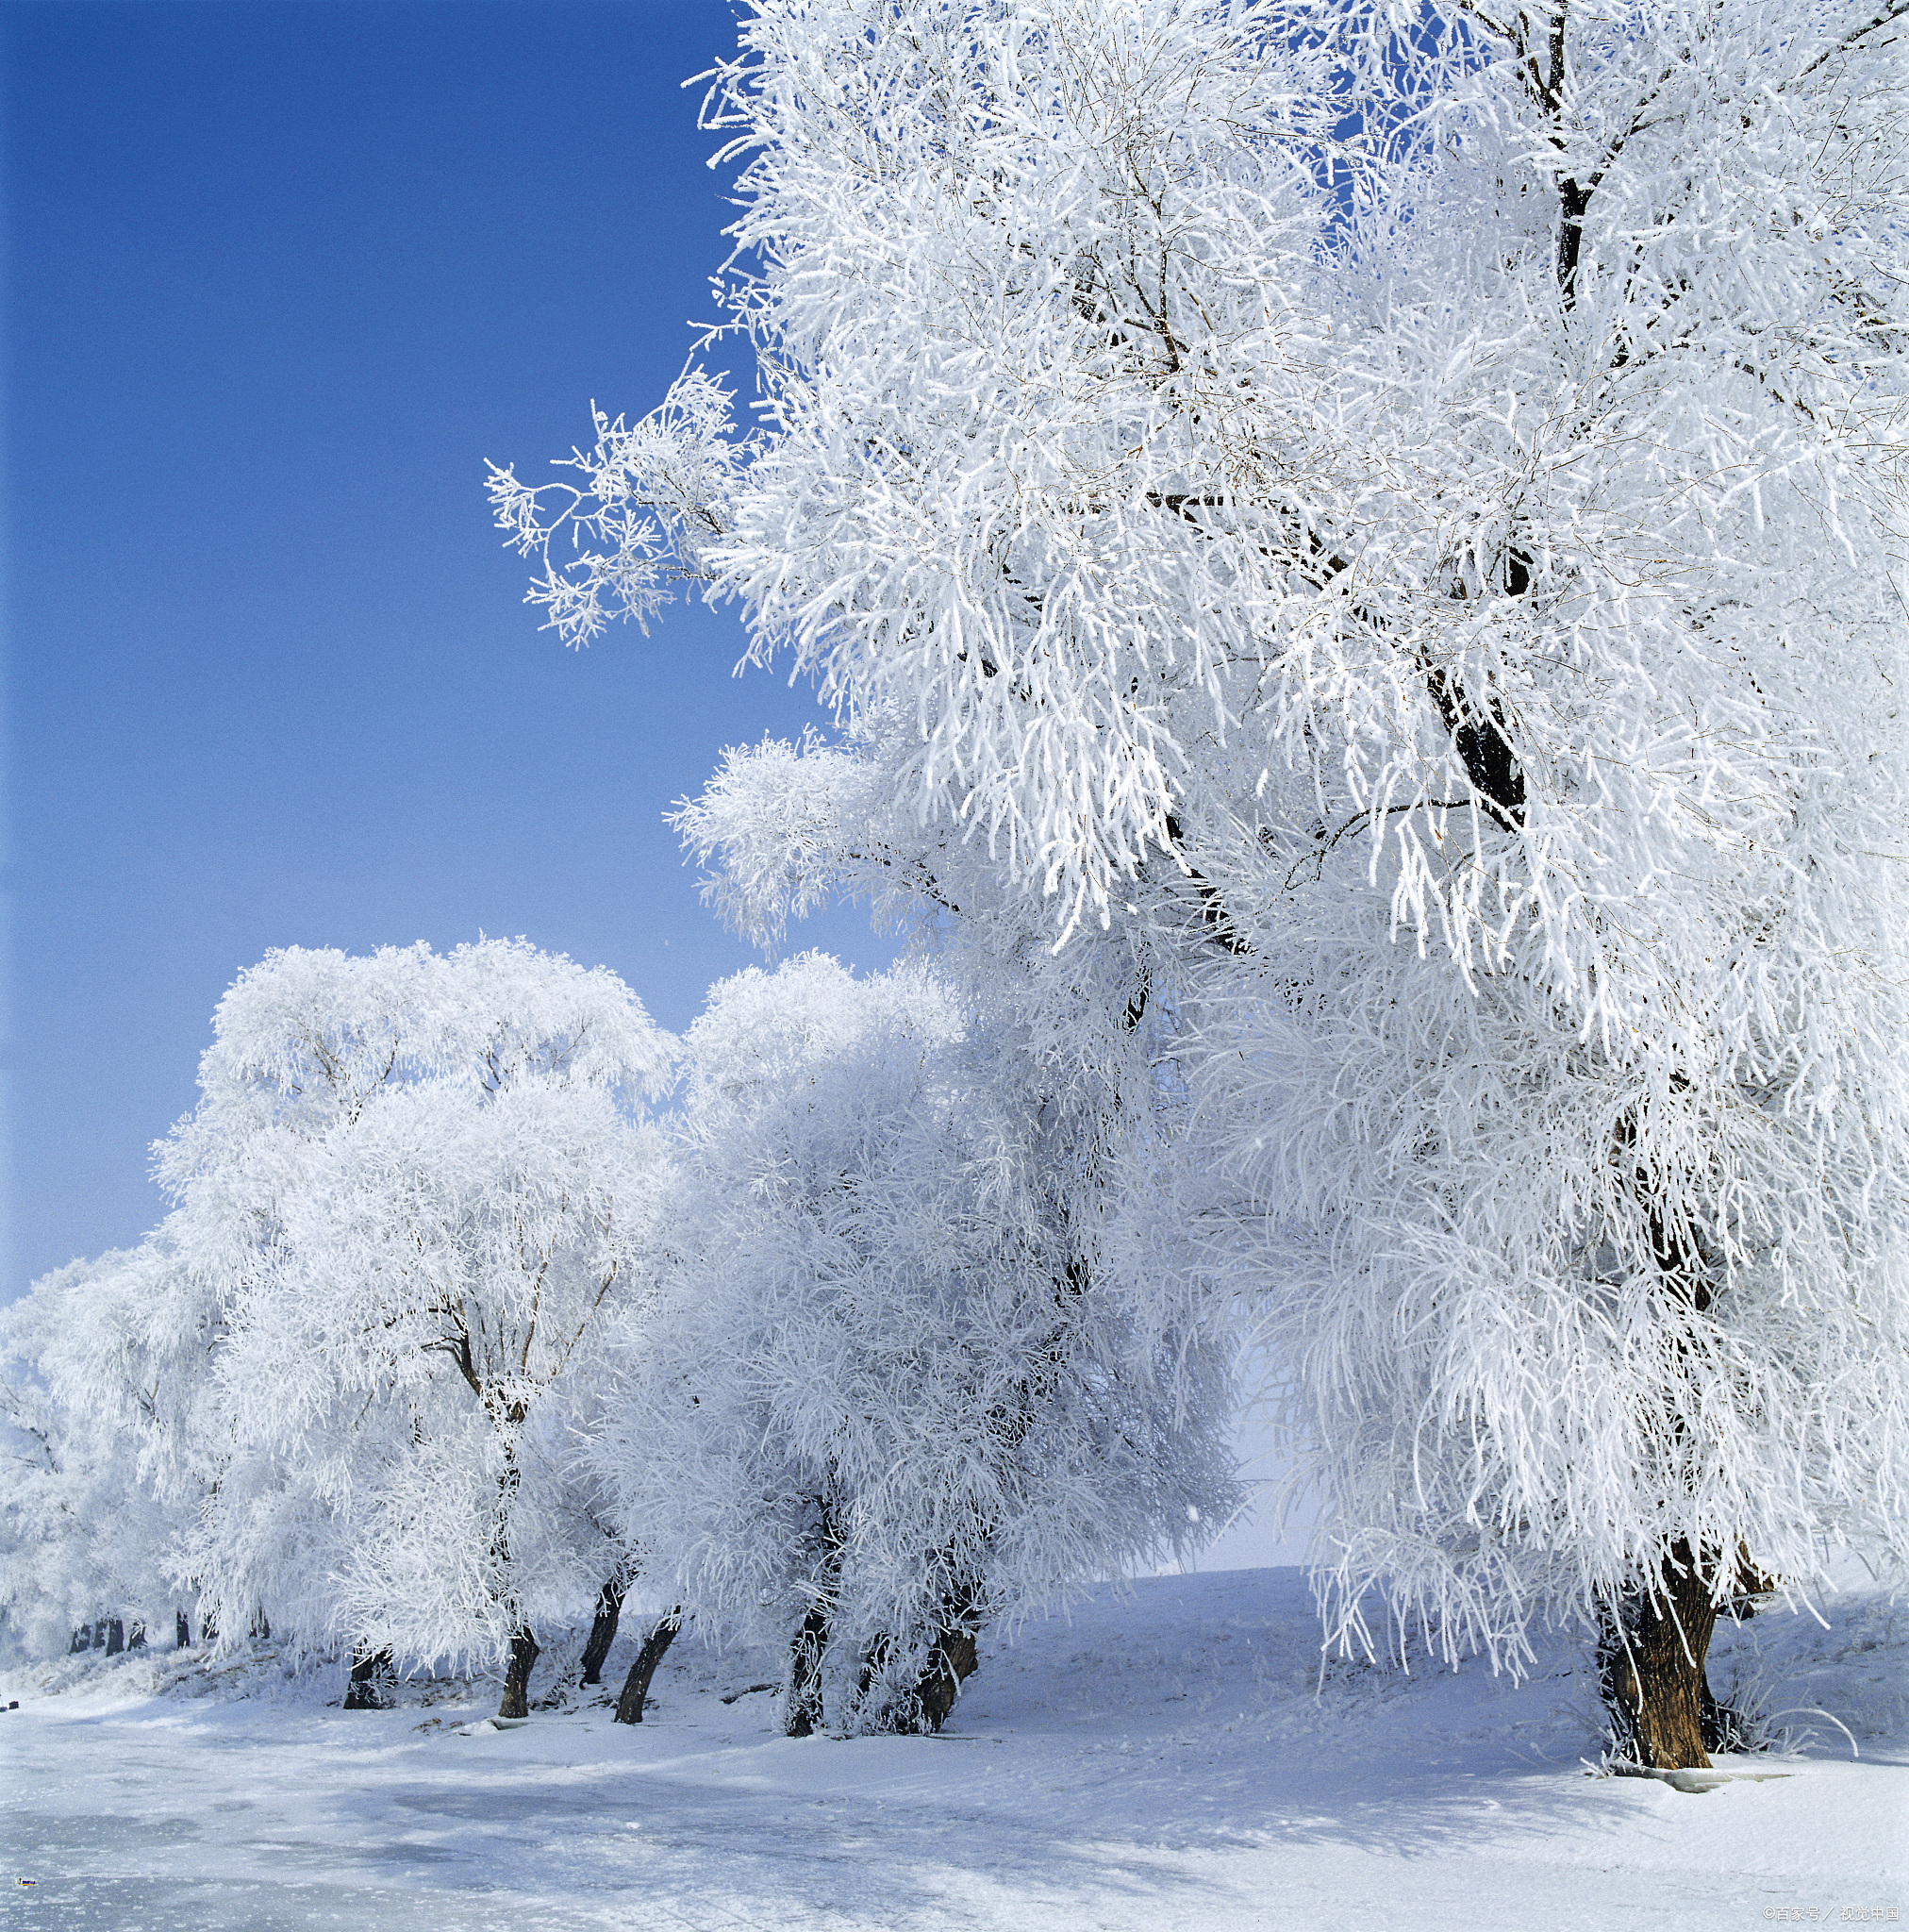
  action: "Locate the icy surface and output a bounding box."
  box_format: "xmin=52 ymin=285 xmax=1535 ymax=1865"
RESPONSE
xmin=2 ymin=1566 xmax=1903 ymax=1930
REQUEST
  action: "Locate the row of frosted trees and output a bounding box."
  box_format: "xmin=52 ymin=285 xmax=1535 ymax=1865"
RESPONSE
xmin=2 ymin=940 xmax=1236 ymax=1731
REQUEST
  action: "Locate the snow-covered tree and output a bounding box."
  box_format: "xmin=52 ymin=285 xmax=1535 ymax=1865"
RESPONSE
xmin=496 ymin=0 xmax=1909 ymax=1767
xmin=155 ymin=940 xmax=674 ymax=1712
xmin=595 ymin=954 xmax=1236 ymax=1734
xmin=0 ymin=1248 xmax=197 ymax=1657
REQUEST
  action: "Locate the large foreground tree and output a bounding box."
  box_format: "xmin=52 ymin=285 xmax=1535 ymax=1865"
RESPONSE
xmin=497 ymin=0 xmax=1909 ymax=1768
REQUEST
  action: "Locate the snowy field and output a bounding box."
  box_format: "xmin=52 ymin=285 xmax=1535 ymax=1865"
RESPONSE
xmin=3 ymin=1565 xmax=1903 ymax=1932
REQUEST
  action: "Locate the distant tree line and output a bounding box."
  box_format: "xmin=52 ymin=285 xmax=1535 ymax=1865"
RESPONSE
xmin=3 ymin=941 xmax=1232 ymax=1733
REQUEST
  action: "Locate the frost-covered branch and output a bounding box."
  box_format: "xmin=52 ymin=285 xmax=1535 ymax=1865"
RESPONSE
xmin=487 ymin=366 xmax=744 ymax=644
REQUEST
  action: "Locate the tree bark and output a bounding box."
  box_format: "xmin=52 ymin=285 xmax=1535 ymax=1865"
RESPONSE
xmin=343 ymin=1642 xmax=396 ymax=1710
xmin=911 ymin=1624 xmax=980 ymax=1734
xmin=785 ymin=1492 xmax=846 ymax=1737
xmin=127 ymin=1621 xmax=146 ymax=1651
xmin=483 ymin=1406 xmax=540 ymax=1721
xmin=1423 ymin=662 xmax=1525 ymax=827
xmin=614 ymin=1609 xmax=681 ymax=1724
xmin=174 ymin=1609 xmax=191 ymax=1650
xmin=785 ymin=1607 xmax=830 ymax=1737
xmin=857 ymin=1615 xmax=982 ymax=1734
xmin=1598 ymin=1542 xmax=1722 ymax=1770
xmin=498 ymin=1626 xmax=540 ymax=1719
xmin=579 ymin=1578 xmax=623 ymax=1687
xmin=1556 ymin=175 xmax=1592 ymax=310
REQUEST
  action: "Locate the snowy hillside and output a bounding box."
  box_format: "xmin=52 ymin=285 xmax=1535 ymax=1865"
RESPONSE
xmin=4 ymin=1565 xmax=1903 ymax=1930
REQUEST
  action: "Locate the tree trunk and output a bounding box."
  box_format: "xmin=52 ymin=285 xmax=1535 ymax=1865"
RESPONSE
xmin=343 ymin=1642 xmax=396 ymax=1710
xmin=174 ymin=1610 xmax=191 ymax=1649
xmin=1598 ymin=1542 xmax=1722 ymax=1770
xmin=127 ymin=1621 xmax=146 ymax=1651
xmin=911 ymin=1624 xmax=980 ymax=1734
xmin=482 ymin=1406 xmax=540 ymax=1721
xmin=785 ymin=1607 xmax=830 ymax=1737
xmin=856 ymin=1615 xmax=982 ymax=1734
xmin=579 ymin=1578 xmax=623 ymax=1687
xmin=614 ymin=1609 xmax=681 ymax=1724
xmin=69 ymin=1625 xmax=90 ymax=1654
xmin=785 ymin=1495 xmax=846 ymax=1737
xmin=498 ymin=1626 xmax=540 ymax=1719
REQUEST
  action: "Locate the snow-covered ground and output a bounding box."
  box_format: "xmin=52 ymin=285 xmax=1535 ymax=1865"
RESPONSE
xmin=3 ymin=1566 xmax=1903 ymax=1931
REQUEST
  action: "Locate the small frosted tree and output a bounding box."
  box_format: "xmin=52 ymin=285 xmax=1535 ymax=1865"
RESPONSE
xmin=497 ymin=0 xmax=1909 ymax=1767
xmin=595 ymin=954 xmax=1236 ymax=1734
xmin=156 ymin=939 xmax=673 ymax=1713
xmin=0 ymin=1247 xmax=200 ymax=1657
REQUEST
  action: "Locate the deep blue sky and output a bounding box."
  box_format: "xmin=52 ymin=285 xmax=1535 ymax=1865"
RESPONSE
xmin=4 ymin=0 xmax=895 ymax=1297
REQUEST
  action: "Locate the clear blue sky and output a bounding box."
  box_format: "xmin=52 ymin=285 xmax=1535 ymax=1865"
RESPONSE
xmin=4 ymin=0 xmax=896 ymax=1297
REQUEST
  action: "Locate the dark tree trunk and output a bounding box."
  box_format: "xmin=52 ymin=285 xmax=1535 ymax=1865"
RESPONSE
xmin=854 ymin=1630 xmax=894 ymax=1722
xmin=200 ymin=1609 xmax=217 ymax=1644
xmin=342 ymin=1642 xmax=396 ymax=1710
xmin=105 ymin=1618 xmax=124 ymax=1656
xmin=579 ymin=1578 xmax=623 ymax=1687
xmin=69 ymin=1626 xmax=90 ymax=1654
xmin=1598 ymin=1542 xmax=1723 ymax=1770
xmin=1556 ymin=175 xmax=1592 ymax=309
xmin=498 ymin=1626 xmax=540 ymax=1720
xmin=785 ymin=1607 xmax=830 ymax=1737
xmin=1424 ymin=662 xmax=1525 ymax=827
xmin=480 ymin=1407 xmax=539 ymax=1721
xmin=614 ymin=1609 xmax=681 ymax=1725
xmin=175 ymin=1610 xmax=191 ymax=1650
xmin=786 ymin=1494 xmax=847 ymax=1737
xmin=127 ymin=1621 xmax=146 ymax=1651
xmin=250 ymin=1609 xmax=271 ymax=1641
xmin=856 ymin=1611 xmax=983 ymax=1734
xmin=911 ymin=1625 xmax=980 ymax=1733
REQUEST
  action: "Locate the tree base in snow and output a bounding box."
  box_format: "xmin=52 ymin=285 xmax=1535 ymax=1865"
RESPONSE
xmin=614 ymin=1610 xmax=680 ymax=1725
xmin=498 ymin=1629 xmax=540 ymax=1721
xmin=342 ymin=1644 xmax=396 ymax=1711
xmin=1598 ymin=1546 xmax=1725 ymax=1771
